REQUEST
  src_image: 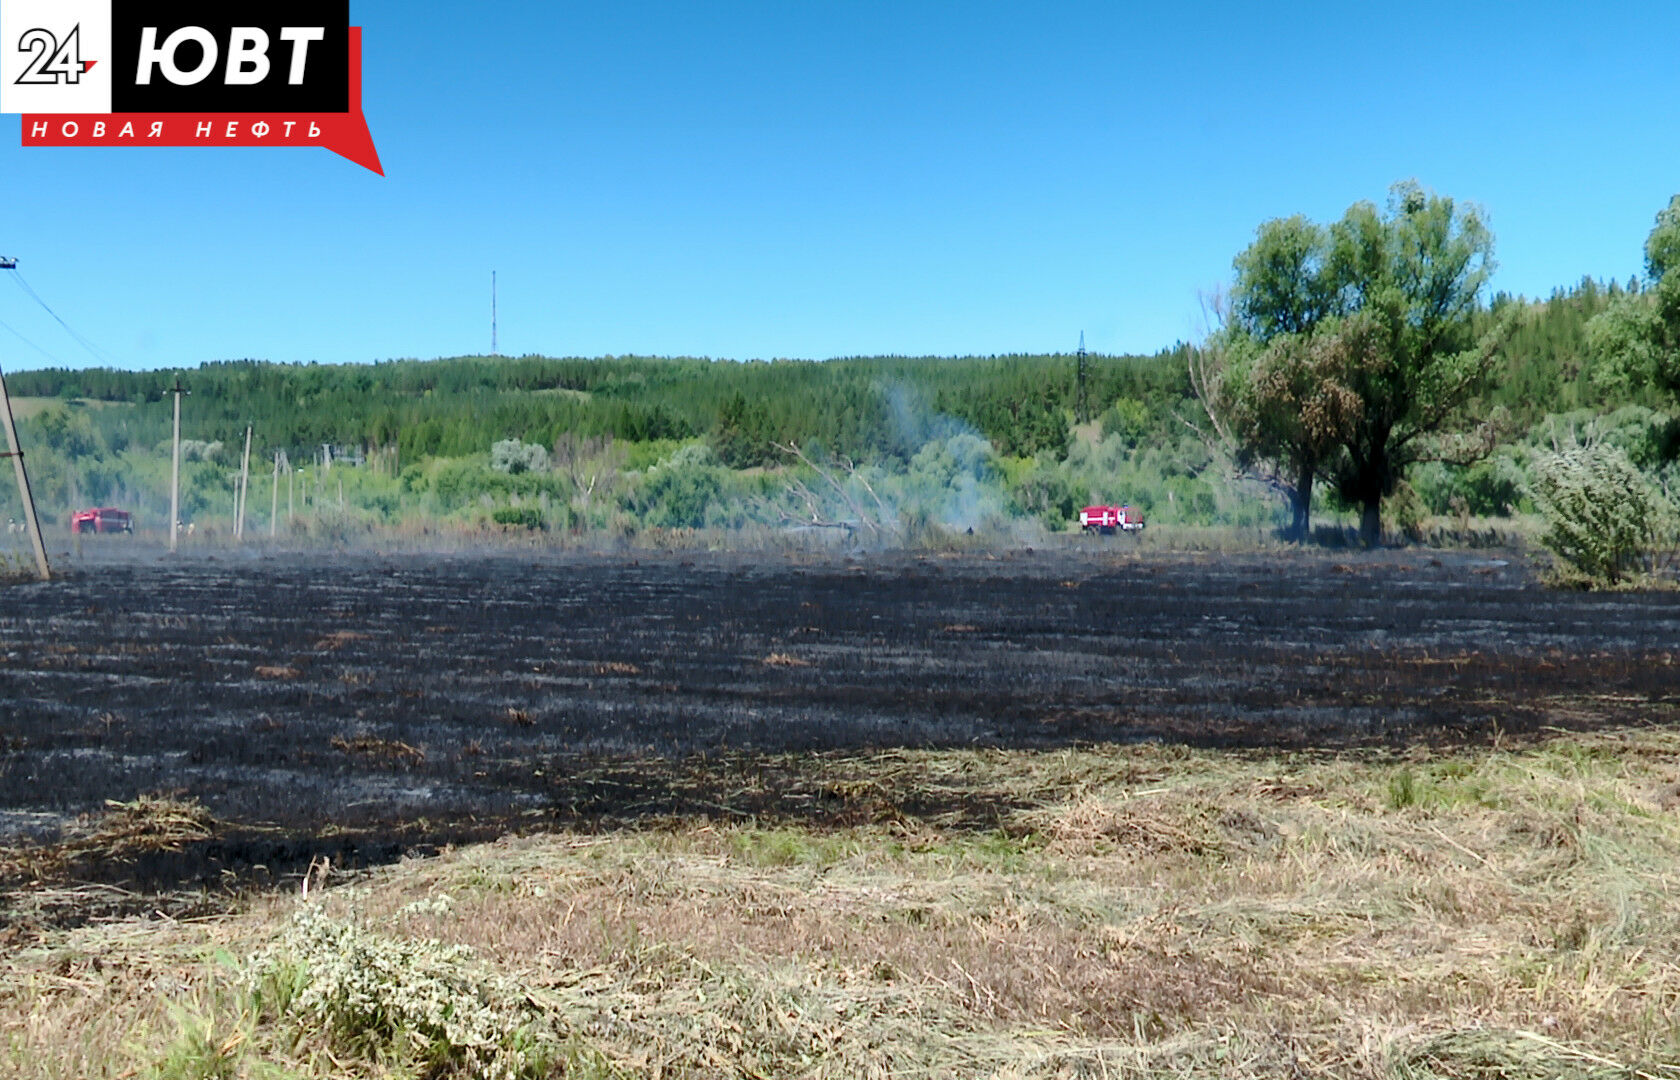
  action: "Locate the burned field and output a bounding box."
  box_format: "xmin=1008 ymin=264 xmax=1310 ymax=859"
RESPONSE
xmin=0 ymin=547 xmax=1676 ymax=911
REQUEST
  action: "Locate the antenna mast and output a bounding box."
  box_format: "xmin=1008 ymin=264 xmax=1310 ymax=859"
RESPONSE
xmin=1075 ymin=331 xmax=1089 ymax=424
xmin=491 ymin=270 xmax=498 ymax=356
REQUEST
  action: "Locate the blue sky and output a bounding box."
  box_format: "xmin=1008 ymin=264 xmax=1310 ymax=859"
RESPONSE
xmin=0 ymin=1 xmax=1676 ymax=370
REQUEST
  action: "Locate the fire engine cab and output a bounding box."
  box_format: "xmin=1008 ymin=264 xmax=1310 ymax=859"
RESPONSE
xmin=70 ymin=508 xmax=133 ymax=534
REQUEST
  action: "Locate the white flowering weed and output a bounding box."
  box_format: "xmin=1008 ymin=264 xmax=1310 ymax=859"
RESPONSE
xmin=252 ymin=903 xmax=558 ymax=1079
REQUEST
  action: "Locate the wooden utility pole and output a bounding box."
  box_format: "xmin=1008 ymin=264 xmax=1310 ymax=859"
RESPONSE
xmin=270 ymin=452 xmax=280 ymax=538
xmin=169 ymin=380 xmax=188 ymax=552
xmin=235 ymin=425 xmax=252 ymax=540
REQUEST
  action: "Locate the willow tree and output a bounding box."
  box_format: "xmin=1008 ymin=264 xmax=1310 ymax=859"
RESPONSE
xmin=1227 ymin=182 xmax=1508 ymax=545
xmin=1324 ymin=183 xmax=1508 ymax=545
xmin=1224 ymin=216 xmax=1352 ymax=540
xmin=1217 ymin=322 xmax=1361 ymax=541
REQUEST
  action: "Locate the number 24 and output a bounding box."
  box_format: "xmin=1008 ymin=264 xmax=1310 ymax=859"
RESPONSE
xmin=15 ymin=26 xmax=87 ymax=86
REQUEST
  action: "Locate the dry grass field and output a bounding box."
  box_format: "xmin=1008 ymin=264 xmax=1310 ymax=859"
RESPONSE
xmin=5 ymin=725 xmax=1680 ymax=1078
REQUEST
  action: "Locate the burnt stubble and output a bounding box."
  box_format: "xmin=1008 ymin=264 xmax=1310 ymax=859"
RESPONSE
xmin=0 ymin=547 xmax=1675 ymax=904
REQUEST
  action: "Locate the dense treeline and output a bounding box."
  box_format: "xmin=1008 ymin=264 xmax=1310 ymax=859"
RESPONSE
xmin=11 ymin=288 xmax=1634 ymax=476
xmin=6 ymin=350 xmax=1189 ymax=468
xmin=1481 ymin=277 xmax=1666 ymax=426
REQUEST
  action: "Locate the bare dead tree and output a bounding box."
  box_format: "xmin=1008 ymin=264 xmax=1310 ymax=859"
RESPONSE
xmin=1178 ymin=289 xmax=1295 ymax=506
xmin=553 ymin=433 xmax=620 ymax=510
xmin=771 ymin=472 xmax=857 ymax=532
xmin=1182 ymin=289 xmax=1241 ymax=456
xmin=773 ymin=441 xmax=889 ymax=538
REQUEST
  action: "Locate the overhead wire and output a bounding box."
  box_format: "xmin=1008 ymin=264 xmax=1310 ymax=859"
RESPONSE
xmin=8 ymin=271 xmax=115 ymax=366
xmin=0 ymin=312 xmax=65 ymax=367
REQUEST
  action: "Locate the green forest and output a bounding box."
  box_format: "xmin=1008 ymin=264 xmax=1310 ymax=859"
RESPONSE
xmin=3 ymin=184 xmax=1677 ymax=576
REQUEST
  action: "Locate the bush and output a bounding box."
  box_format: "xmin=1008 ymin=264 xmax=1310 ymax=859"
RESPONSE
xmin=490 ymin=439 xmax=549 ymax=475
xmin=1413 ymin=455 xmax=1527 ymax=517
xmin=1530 ymin=444 xmax=1671 ymax=585
xmin=1382 ymin=481 xmax=1429 ymax=541
xmin=1009 ymin=459 xmax=1089 ymax=528
xmin=491 ymin=506 xmax=545 ymax=530
xmin=634 ymin=444 xmax=724 ymax=528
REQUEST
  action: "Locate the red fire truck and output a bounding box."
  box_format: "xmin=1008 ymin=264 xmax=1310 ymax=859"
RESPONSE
xmin=1078 ymin=504 xmax=1145 ymax=534
xmin=70 ymin=508 xmax=134 ymax=534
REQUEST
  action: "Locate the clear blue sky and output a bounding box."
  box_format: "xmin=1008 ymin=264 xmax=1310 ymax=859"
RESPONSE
xmin=1 ymin=0 xmax=1676 ymax=371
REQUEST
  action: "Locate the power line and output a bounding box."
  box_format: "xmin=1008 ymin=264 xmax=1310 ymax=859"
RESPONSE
xmin=0 ymin=313 xmax=64 ymax=366
xmin=7 ymin=271 xmax=114 ymax=365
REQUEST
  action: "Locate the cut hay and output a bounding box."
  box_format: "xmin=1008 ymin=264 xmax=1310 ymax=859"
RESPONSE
xmin=7 ymin=730 xmax=1680 ymax=1078
xmin=253 ymin=664 xmax=301 ymax=679
xmin=329 ymin=734 xmax=426 ymax=766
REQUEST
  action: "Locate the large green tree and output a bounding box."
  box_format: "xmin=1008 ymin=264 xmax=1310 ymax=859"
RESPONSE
xmin=1325 ymin=183 xmax=1508 ymax=545
xmin=1225 ymin=216 xmax=1357 ymax=540
xmin=1226 ymin=182 xmax=1507 ymax=545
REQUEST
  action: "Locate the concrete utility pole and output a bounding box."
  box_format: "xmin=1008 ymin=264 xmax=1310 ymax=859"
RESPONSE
xmin=169 ymin=379 xmax=188 ymax=553
xmin=0 ymin=374 xmax=48 ymax=580
xmin=0 ymin=263 xmax=49 ymax=580
xmin=235 ymin=425 xmax=252 ymax=539
xmin=270 ymin=452 xmax=280 ymax=538
xmin=0 ymin=256 xmax=48 ymax=580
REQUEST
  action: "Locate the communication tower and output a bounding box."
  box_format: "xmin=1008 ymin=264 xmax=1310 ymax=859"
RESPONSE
xmin=1075 ymin=331 xmax=1089 ymax=424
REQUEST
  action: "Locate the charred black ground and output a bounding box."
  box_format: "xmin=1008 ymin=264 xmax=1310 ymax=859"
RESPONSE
xmin=1 ymin=545 xmax=1676 ymax=923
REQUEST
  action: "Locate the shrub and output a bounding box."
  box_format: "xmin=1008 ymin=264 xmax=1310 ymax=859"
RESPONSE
xmin=1530 ymin=443 xmax=1671 ymax=585
xmin=491 ymin=506 xmax=545 ymax=530
xmin=490 ymin=439 xmax=549 ymax=475
xmin=1382 ymin=481 xmax=1430 ymax=541
xmin=634 ymin=444 xmax=724 ymax=528
xmin=1413 ymin=454 xmax=1528 ymax=517
xmin=1009 ymin=459 xmax=1089 ymax=528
